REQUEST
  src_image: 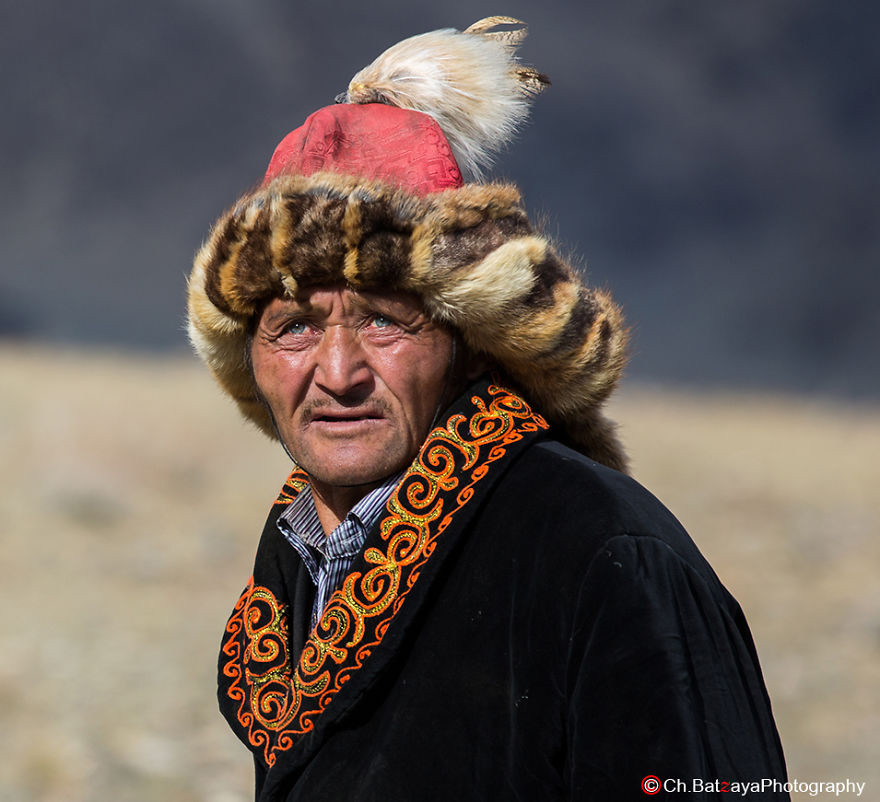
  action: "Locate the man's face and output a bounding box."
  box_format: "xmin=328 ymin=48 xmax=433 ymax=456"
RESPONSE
xmin=251 ymin=286 xmax=456 ymax=493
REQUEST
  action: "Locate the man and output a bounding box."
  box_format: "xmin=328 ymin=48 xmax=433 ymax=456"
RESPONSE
xmin=188 ymin=18 xmax=788 ymax=801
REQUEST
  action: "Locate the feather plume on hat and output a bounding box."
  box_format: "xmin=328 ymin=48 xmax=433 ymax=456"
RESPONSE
xmin=338 ymin=16 xmax=550 ymax=180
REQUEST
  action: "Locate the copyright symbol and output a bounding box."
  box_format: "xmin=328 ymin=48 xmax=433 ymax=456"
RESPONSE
xmin=642 ymin=775 xmax=661 ymax=795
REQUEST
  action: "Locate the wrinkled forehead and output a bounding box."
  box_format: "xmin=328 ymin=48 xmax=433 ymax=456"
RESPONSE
xmin=257 ymin=284 xmax=434 ymax=326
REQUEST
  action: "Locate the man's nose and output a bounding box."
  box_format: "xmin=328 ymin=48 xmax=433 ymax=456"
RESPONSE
xmin=313 ymin=325 xmax=373 ymax=398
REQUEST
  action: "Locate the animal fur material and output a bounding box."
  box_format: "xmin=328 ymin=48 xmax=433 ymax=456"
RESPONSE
xmin=188 ymin=173 xmax=629 ymax=472
xmin=340 ymin=17 xmax=549 ymax=181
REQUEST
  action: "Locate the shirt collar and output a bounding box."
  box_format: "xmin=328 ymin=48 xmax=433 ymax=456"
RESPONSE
xmin=278 ymin=471 xmax=404 ymax=558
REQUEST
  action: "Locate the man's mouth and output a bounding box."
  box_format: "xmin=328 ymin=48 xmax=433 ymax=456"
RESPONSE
xmin=312 ymin=410 xmax=381 ymax=421
xmin=307 ymin=408 xmax=387 ymax=427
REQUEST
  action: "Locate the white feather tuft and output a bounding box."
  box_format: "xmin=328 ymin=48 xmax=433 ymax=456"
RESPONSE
xmin=341 ymin=18 xmax=549 ymax=181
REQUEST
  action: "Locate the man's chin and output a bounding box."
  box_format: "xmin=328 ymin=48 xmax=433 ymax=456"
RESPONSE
xmin=293 ymin=449 xmax=414 ymax=491
xmin=283 ymin=429 xmax=420 ymax=490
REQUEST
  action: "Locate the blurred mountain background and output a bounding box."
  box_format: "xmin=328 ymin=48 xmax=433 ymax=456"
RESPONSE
xmin=2 ymin=0 xmax=877 ymax=396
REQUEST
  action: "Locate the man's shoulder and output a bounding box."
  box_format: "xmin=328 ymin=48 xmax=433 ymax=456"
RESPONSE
xmin=484 ymin=437 xmax=712 ymax=577
xmin=502 ymin=438 xmax=681 ymax=531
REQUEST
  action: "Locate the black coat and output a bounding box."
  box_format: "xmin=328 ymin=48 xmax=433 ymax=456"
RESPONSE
xmin=218 ymin=380 xmax=788 ymax=800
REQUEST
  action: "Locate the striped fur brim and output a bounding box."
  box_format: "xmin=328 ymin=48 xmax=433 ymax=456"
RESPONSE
xmin=187 ymin=171 xmax=629 ymax=471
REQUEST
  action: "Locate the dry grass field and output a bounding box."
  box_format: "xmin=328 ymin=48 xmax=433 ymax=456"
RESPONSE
xmin=2 ymin=343 xmax=878 ymax=801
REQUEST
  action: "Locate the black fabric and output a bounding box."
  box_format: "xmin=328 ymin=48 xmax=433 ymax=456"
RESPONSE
xmin=288 ymin=559 xmax=313 ymax=664
xmin=219 ymin=383 xmax=788 ymax=801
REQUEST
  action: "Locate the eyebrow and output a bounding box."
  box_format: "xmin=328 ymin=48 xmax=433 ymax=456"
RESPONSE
xmin=261 ymin=301 xmax=311 ymax=326
xmin=259 ymin=293 xmax=423 ymax=329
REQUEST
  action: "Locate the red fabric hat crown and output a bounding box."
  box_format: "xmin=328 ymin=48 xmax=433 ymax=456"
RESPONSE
xmin=263 ymin=104 xmax=464 ymax=195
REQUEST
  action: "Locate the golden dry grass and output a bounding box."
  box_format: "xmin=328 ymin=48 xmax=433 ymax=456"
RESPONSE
xmin=2 ymin=343 xmax=878 ymax=800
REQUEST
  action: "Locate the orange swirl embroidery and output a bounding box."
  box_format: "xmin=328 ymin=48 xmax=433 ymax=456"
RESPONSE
xmin=221 ymin=384 xmax=547 ymax=766
xmin=274 ymin=471 xmax=309 ymax=505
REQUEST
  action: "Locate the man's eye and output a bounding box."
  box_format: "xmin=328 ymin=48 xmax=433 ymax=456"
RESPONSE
xmin=284 ymin=321 xmax=308 ymax=335
xmin=371 ymin=314 xmax=394 ymax=328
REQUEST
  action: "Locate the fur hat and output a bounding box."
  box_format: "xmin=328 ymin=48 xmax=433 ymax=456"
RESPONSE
xmin=187 ymin=17 xmax=629 ymax=471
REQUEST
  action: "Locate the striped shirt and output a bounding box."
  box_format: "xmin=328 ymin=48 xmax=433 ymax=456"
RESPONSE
xmin=277 ymin=473 xmax=403 ymax=629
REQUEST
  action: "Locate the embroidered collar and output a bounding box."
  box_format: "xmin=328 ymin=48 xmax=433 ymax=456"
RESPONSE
xmin=219 ymin=379 xmax=548 ymax=770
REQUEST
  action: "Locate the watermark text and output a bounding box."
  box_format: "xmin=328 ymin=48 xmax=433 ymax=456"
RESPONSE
xmin=641 ymin=776 xmax=866 ymax=797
